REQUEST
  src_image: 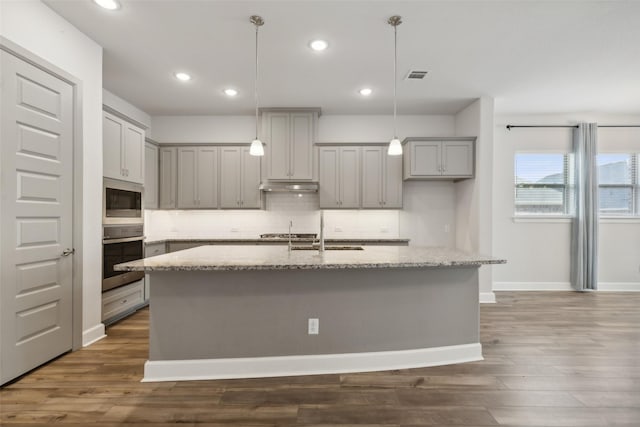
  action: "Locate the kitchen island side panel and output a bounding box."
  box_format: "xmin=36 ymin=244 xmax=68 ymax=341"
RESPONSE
xmin=148 ymin=267 xmax=479 ymax=361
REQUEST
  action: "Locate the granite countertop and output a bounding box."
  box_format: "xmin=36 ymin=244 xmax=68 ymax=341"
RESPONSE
xmin=145 ymin=237 xmax=410 ymax=244
xmin=116 ymin=245 xmax=506 ymax=272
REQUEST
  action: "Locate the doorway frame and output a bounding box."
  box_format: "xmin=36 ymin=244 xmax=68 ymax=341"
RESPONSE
xmin=0 ymin=36 xmax=84 ymax=351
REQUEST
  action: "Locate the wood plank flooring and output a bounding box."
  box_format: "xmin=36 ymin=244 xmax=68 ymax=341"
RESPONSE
xmin=1 ymin=291 xmax=639 ymax=425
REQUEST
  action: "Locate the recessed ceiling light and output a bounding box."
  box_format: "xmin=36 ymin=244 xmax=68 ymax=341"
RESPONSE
xmin=310 ymin=40 xmax=328 ymax=51
xmin=94 ymin=0 xmax=120 ymax=10
xmin=359 ymin=88 xmax=373 ymax=96
xmin=174 ymin=72 xmax=191 ymax=82
xmin=224 ymin=88 xmax=238 ymax=97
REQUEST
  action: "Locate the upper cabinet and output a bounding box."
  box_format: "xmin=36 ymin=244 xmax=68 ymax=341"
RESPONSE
xmin=262 ymin=109 xmax=318 ymax=181
xmin=219 ymin=147 xmax=261 ymax=209
xmin=361 ymin=146 xmax=403 ymax=209
xmin=177 ymin=146 xmax=219 ymax=209
xmin=144 ymin=141 xmax=158 ymax=209
xmin=403 ymin=137 xmax=475 ymax=181
xmin=103 ymin=111 xmax=145 ymax=184
xmin=158 ymin=147 xmax=177 ymax=209
xmin=319 ymin=146 xmax=361 ymax=209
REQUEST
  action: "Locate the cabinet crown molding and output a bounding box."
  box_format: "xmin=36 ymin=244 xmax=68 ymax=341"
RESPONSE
xmin=401 ymin=136 xmax=476 ymax=145
xmin=259 ymin=107 xmax=322 ymax=117
xmin=103 ymin=105 xmax=149 ymax=130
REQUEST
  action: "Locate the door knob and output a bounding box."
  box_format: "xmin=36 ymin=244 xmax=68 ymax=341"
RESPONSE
xmin=61 ymin=248 xmax=75 ymax=257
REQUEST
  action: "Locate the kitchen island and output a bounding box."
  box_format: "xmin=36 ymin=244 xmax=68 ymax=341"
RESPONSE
xmin=117 ymin=245 xmax=504 ymax=382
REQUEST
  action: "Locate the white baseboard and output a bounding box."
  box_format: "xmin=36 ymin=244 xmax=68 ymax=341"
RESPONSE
xmin=82 ymin=323 xmax=106 ymax=347
xmin=142 ymin=343 xmax=483 ymax=382
xmin=494 ymin=281 xmax=640 ymax=292
xmin=598 ymin=282 xmax=640 ymax=292
xmin=479 ymin=292 xmax=496 ymax=303
xmin=493 ymin=281 xmax=573 ymax=291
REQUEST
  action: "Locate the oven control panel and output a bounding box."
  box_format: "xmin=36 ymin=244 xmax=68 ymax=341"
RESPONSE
xmin=103 ymin=224 xmax=144 ymax=240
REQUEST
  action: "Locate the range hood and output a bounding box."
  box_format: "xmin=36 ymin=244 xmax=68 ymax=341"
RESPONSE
xmin=259 ymin=182 xmax=319 ymax=193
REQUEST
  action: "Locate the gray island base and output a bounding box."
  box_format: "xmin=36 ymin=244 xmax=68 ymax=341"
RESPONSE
xmin=116 ymin=245 xmax=504 ymax=382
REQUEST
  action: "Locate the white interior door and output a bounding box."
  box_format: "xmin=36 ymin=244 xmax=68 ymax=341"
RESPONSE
xmin=1 ymin=50 xmax=74 ymax=385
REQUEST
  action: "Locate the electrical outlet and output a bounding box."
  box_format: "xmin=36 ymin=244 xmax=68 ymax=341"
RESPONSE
xmin=308 ymin=318 xmax=319 ymax=335
xmin=230 ymin=228 xmax=239 ymax=233
xmin=334 ymin=226 xmax=343 ymax=232
xmin=444 ymin=224 xmax=450 ymax=233
xmin=380 ymin=226 xmax=389 ymax=233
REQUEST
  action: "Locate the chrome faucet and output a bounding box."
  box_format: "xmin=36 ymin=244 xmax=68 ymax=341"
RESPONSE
xmin=288 ymin=220 xmax=293 ymax=252
xmin=319 ymin=210 xmax=325 ymax=252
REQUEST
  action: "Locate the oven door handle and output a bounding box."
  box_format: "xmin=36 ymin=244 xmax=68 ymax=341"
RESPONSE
xmin=102 ymin=236 xmax=145 ymax=244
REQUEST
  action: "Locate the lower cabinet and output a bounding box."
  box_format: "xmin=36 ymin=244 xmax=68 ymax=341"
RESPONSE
xmin=145 ymin=242 xmax=166 ymax=257
xmin=102 ymin=279 xmax=146 ymax=325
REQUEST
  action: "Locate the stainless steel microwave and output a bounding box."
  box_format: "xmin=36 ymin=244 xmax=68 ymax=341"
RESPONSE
xmin=103 ymin=178 xmax=143 ymax=225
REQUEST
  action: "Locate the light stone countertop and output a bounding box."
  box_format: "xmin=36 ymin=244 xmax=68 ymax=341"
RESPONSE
xmin=116 ymin=245 xmax=506 ymax=272
xmin=145 ymin=237 xmax=410 ymax=245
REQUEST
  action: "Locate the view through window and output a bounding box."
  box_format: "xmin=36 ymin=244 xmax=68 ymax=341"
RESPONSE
xmin=597 ymin=153 xmax=639 ymax=216
xmin=515 ymin=153 xmax=572 ymax=215
xmin=514 ymin=152 xmax=639 ymax=216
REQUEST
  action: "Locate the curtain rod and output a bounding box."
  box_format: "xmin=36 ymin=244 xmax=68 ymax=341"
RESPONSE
xmin=506 ymin=125 xmax=640 ymax=130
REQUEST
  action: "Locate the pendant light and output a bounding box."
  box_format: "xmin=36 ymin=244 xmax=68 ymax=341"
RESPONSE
xmin=387 ymin=15 xmax=403 ymax=156
xmin=249 ymin=15 xmax=265 ymax=156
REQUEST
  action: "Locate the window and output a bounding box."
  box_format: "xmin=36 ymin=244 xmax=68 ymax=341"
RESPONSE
xmin=514 ymin=153 xmax=573 ymax=215
xmin=597 ymin=153 xmax=639 ymax=216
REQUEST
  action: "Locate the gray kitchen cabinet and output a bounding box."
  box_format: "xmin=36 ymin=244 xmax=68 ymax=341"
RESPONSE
xmin=403 ymin=137 xmax=475 ymax=180
xmin=145 ymin=242 xmax=166 ymax=257
xmin=361 ymin=146 xmax=403 ymax=208
xmin=103 ymin=110 xmax=145 ymax=184
xmin=319 ymin=146 xmax=360 ymax=208
xmin=262 ymin=110 xmax=316 ymax=181
xmin=143 ymin=241 xmax=166 ymax=302
xmin=177 ymin=146 xmax=219 ymax=209
xmin=101 ymin=279 xmax=145 ymax=324
xmin=159 ymin=147 xmax=177 ymax=209
xmin=219 ymin=146 xmax=261 ymax=208
xmin=144 ymin=141 xmax=158 ymax=209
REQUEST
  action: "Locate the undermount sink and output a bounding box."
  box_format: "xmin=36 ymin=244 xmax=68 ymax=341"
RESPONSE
xmin=291 ymin=245 xmax=364 ymax=251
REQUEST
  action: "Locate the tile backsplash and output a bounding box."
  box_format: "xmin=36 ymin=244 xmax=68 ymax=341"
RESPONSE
xmin=145 ymin=193 xmax=400 ymax=240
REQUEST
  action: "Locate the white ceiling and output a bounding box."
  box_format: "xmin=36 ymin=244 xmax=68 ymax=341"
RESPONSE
xmin=44 ymin=0 xmax=640 ymax=116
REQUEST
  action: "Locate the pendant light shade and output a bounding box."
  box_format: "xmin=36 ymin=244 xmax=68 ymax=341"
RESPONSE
xmin=250 ymin=138 xmax=264 ymax=156
xmin=388 ymin=138 xmax=402 ymax=156
xmin=250 ymin=15 xmax=264 ymax=156
xmin=387 ymin=15 xmax=402 ymax=156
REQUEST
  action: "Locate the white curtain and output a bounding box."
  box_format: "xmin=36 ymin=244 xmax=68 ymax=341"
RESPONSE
xmin=571 ymin=122 xmax=599 ymax=291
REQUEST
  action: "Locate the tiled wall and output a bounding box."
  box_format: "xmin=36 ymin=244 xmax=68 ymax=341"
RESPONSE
xmin=145 ymin=192 xmax=400 ymax=240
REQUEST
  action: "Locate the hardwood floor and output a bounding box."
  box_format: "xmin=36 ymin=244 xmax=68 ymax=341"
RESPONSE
xmin=1 ymin=291 xmax=639 ymax=425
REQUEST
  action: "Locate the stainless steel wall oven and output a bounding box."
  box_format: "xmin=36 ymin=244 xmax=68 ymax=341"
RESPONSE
xmin=102 ymin=224 xmax=145 ymax=292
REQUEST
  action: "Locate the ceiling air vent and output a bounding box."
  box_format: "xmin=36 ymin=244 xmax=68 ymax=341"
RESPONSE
xmin=405 ymin=70 xmax=429 ymax=80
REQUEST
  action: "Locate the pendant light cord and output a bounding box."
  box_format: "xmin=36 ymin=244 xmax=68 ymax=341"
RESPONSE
xmin=254 ymin=22 xmax=259 ymax=140
xmin=393 ymin=22 xmax=397 ymax=139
